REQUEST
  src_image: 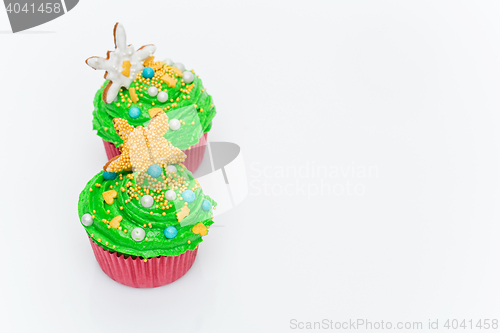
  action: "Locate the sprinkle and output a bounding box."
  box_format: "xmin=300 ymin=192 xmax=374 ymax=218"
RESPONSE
xmin=129 ymin=87 xmax=139 ymax=102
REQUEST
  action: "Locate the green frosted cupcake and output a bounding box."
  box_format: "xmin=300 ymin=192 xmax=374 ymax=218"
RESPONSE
xmin=78 ymin=108 xmax=217 ymax=288
xmin=78 ymin=166 xmax=216 ymax=258
xmin=86 ymin=23 xmax=216 ymax=171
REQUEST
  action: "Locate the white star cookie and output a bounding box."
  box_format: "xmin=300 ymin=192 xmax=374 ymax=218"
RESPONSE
xmin=86 ymin=23 xmax=156 ymax=104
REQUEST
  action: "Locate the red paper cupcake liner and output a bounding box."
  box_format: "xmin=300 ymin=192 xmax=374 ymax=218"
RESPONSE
xmin=102 ymin=133 xmax=208 ymax=173
xmin=89 ymin=238 xmax=198 ymax=288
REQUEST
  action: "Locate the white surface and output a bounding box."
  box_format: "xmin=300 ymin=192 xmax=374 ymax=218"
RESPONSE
xmin=1 ymin=1 xmax=499 ymax=332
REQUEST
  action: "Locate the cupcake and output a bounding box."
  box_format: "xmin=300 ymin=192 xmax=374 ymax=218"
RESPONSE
xmin=86 ymin=23 xmax=216 ymax=172
xmin=78 ymin=110 xmax=216 ymax=288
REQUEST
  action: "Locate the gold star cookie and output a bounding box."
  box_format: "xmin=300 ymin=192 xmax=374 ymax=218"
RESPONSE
xmin=104 ymin=110 xmax=186 ymax=173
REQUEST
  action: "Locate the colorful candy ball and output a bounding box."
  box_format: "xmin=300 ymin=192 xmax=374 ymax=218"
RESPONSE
xmin=202 ymin=200 xmax=211 ymax=212
xmin=140 ymin=195 xmax=154 ymax=208
xmin=131 ymin=228 xmax=145 ymax=241
xmin=173 ymin=62 xmax=185 ymax=71
xmin=81 ymin=213 xmax=94 ymax=226
xmin=129 ymin=107 xmax=141 ymax=119
xmin=169 ymin=119 xmax=181 ymax=131
xmin=182 ymin=190 xmax=195 ymax=203
xmin=166 ymin=165 xmax=177 ymax=174
xmin=164 ymin=226 xmax=178 ymax=239
xmin=142 ymin=67 xmax=155 ymax=79
xmin=157 ymin=91 xmax=168 ymax=103
xmin=148 ymin=164 xmax=162 ymax=178
xmin=148 ymin=86 xmax=158 ymax=97
xmin=103 ymin=171 xmax=118 ymax=180
xmin=183 ymin=71 xmax=194 ymax=84
xmin=165 ymin=190 xmax=176 ymax=201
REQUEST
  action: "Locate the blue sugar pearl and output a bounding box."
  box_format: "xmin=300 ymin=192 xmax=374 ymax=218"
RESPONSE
xmin=164 ymin=226 xmax=178 ymax=239
xmin=129 ymin=107 xmax=141 ymax=119
xmin=181 ymin=190 xmax=195 ymax=203
xmin=148 ymin=164 xmax=162 ymax=178
xmin=142 ymin=67 xmax=155 ymax=79
xmin=102 ymin=171 xmax=117 ymax=180
xmin=202 ymin=199 xmax=211 ymax=211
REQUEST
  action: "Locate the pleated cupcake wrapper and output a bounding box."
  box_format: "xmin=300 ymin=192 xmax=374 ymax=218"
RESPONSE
xmin=89 ymin=238 xmax=198 ymax=288
xmin=102 ymin=132 xmax=208 ymax=173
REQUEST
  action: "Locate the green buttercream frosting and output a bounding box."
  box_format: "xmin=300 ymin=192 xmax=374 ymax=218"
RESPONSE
xmin=92 ymin=72 xmax=216 ymax=150
xmin=78 ymin=166 xmax=216 ymax=258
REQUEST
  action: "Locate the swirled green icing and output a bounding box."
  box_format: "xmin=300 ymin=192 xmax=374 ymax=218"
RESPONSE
xmin=78 ymin=166 xmax=216 ymax=258
xmin=92 ymin=72 xmax=216 ymax=150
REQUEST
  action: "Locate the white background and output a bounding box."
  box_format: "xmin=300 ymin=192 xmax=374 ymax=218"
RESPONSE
xmin=0 ymin=1 xmax=499 ymax=332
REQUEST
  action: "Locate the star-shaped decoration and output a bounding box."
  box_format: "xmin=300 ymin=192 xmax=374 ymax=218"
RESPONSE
xmin=103 ymin=110 xmax=186 ymax=173
xmin=86 ymin=23 xmax=156 ymax=104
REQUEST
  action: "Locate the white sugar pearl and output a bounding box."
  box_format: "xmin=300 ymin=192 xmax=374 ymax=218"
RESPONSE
xmin=140 ymin=195 xmax=154 ymax=208
xmin=131 ymin=228 xmax=145 ymax=241
xmin=148 ymin=86 xmax=158 ymax=97
xmin=173 ymin=62 xmax=185 ymax=72
xmin=166 ymin=165 xmax=177 ymax=174
xmin=169 ymin=119 xmax=181 ymax=131
xmin=81 ymin=213 xmax=93 ymax=226
xmin=183 ymin=71 xmax=194 ymax=84
xmin=157 ymin=91 xmax=168 ymax=103
xmin=165 ymin=190 xmax=177 ymax=201
xmin=163 ymin=58 xmax=173 ymax=66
